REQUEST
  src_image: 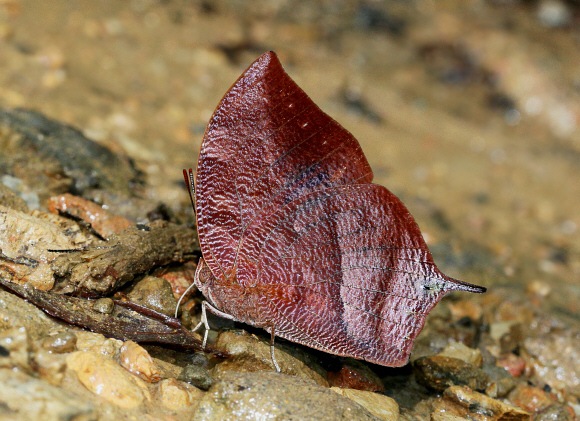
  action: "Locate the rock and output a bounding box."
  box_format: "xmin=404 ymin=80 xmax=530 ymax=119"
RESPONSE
xmin=327 ymin=359 xmax=386 ymax=392
xmin=523 ymin=330 xmax=580 ymax=395
xmin=0 ymin=368 xmax=95 ymax=421
xmin=156 ymin=378 xmax=203 ymax=411
xmin=0 ymin=174 xmax=38 ymax=209
xmin=0 ymin=289 xmax=63 ymax=340
xmin=212 ymin=329 xmax=328 ymax=387
xmin=0 ymin=183 xmax=28 ymax=212
xmin=414 ymin=356 xmax=489 ymax=392
xmin=127 ymin=276 xmax=178 ymax=317
xmin=66 ymin=351 xmax=151 ymax=408
xmin=410 ymin=329 xmax=456 ymax=362
xmin=496 ymin=353 xmax=526 ymax=377
xmin=431 ymin=412 xmax=466 ymax=421
xmin=0 ymin=326 xmax=30 ymax=370
xmin=153 ymin=260 xmax=197 ymax=300
xmin=34 ymin=349 xmax=67 ymax=386
xmin=499 ymin=324 xmax=524 ymax=355
xmin=74 ymin=331 xmax=123 ymax=357
xmin=534 ymin=404 xmax=575 ymax=421
xmin=495 ymin=301 xmax=535 ymax=326
xmin=331 ymin=387 xmax=398 ymax=420
xmin=435 ymin=385 xmax=531 ymax=420
xmin=0 ymin=107 xmax=142 ymax=201
xmin=189 ymin=351 xmax=212 ymax=368
xmin=437 ymin=342 xmax=483 ymax=367
xmin=0 ymin=205 xmax=91 ymax=290
xmin=482 ymin=365 xmax=517 ymax=398
xmin=448 ymin=299 xmax=482 ymax=322
xmin=41 ymin=331 xmax=77 ymax=354
xmin=508 ymin=384 xmax=556 ymax=413
xmin=178 ymin=364 xmax=214 ymax=391
xmin=92 ymin=297 xmax=115 ymax=314
xmin=120 ymin=340 xmax=162 ymax=382
xmin=526 ymin=280 xmax=551 ymax=298
xmin=489 ymin=321 xmax=519 ymax=342
xmin=537 ymin=0 xmax=571 ymax=28
xmin=192 ymin=371 xmax=382 ymax=421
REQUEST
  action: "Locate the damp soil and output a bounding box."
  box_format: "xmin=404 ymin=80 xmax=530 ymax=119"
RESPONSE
xmin=0 ymin=1 xmax=579 ymax=420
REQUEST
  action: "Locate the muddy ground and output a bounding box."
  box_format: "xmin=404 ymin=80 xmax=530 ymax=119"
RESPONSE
xmin=0 ymin=1 xmax=579 ymax=420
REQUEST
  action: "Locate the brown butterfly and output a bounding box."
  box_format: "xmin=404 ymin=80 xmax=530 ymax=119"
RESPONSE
xmin=180 ymin=51 xmax=485 ymax=370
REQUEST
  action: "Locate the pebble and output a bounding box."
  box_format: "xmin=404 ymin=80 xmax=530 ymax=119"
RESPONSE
xmin=447 ymin=299 xmax=482 ymax=322
xmin=524 ymin=330 xmax=580 ymax=395
xmin=434 ymin=385 xmax=530 ymax=420
xmin=0 ymin=183 xmax=29 ymax=212
xmin=120 ymin=340 xmax=162 ymax=382
xmin=0 ymin=175 xmax=37 ymax=210
xmin=127 ymin=276 xmax=178 ymax=317
xmin=437 ymin=342 xmax=483 ymax=367
xmin=331 ymin=387 xmax=398 ymax=421
xmin=191 ymin=371 xmax=380 ymax=421
xmin=0 ymin=289 xmax=64 ymax=342
xmin=327 ymin=359 xmax=386 ymax=393
xmin=92 ymin=297 xmax=115 ymax=314
xmin=431 ymin=412 xmax=466 ymax=421
xmin=534 ymin=404 xmax=576 ymax=421
xmin=157 ymin=378 xmax=203 ymax=411
xmin=414 ymin=356 xmax=489 ymax=392
xmin=0 ymin=206 xmax=80 ymax=290
xmin=153 ymin=260 xmax=197 ymax=300
xmin=212 ymin=330 xmax=328 ymax=387
xmin=496 ymin=301 xmax=535 ymax=325
xmin=34 ymin=349 xmax=67 ymax=385
xmin=178 ymin=364 xmax=214 ymax=391
xmin=0 ymin=326 xmax=30 ymax=370
xmin=498 ymin=325 xmax=524 ymax=355
xmin=508 ymin=384 xmax=556 ymax=413
xmin=41 ymin=331 xmax=77 ymax=353
xmin=74 ymin=331 xmax=123 ymax=357
xmin=66 ymin=351 xmax=151 ymax=408
xmin=482 ymin=365 xmax=517 ymax=398
xmin=496 ymin=353 xmax=526 ymax=377
xmin=489 ymin=320 xmax=518 ymax=342
xmin=537 ymin=0 xmax=571 ymax=28
xmin=526 ymin=280 xmax=551 ymax=298
xmin=0 ymin=368 xmax=95 ymax=420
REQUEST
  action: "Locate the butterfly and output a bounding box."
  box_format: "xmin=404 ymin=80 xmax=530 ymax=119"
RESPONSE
xmin=180 ymin=51 xmax=485 ymax=371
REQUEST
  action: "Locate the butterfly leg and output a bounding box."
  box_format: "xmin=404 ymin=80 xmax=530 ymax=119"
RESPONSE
xmin=269 ymin=324 xmax=281 ymax=373
xmin=192 ymin=301 xmax=235 ymax=350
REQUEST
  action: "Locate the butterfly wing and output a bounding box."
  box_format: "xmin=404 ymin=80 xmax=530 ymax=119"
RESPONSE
xmin=195 ymin=51 xmax=485 ymax=367
xmin=195 ymin=52 xmax=372 ymax=282
xmin=236 ymin=184 xmax=482 ymax=366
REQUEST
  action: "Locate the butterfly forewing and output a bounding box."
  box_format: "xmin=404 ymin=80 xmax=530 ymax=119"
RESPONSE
xmin=195 ymin=52 xmax=372 ymax=281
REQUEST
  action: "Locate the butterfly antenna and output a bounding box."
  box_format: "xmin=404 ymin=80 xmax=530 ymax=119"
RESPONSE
xmin=175 ymin=168 xmax=199 ymax=319
xmin=183 ymin=168 xmax=196 ymax=218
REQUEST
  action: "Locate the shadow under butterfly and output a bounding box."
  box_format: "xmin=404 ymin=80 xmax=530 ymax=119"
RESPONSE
xmin=179 ymin=51 xmax=486 ymax=371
